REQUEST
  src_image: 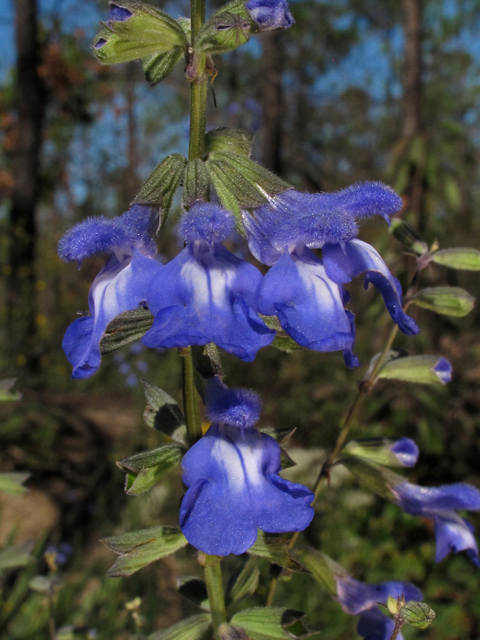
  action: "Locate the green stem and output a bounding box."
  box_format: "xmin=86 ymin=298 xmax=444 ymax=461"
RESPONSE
xmin=181 ymin=347 xmax=203 ymax=445
xmin=204 ymin=555 xmax=227 ymax=637
xmin=265 ymin=293 xmax=416 ymax=605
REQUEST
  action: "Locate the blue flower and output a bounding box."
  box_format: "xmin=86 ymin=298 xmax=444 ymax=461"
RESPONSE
xmin=243 ymin=183 xmax=419 ymax=361
xmin=142 ymin=203 xmax=275 ymax=361
xmin=246 ymin=0 xmax=294 ymax=30
xmin=392 ymin=481 xmax=480 ymax=566
xmin=390 ymin=438 xmax=419 ymax=467
xmin=335 ymin=574 xmax=423 ymax=640
xmin=59 ymin=205 xmax=162 ymax=379
xmin=179 ymin=378 xmax=315 ymax=555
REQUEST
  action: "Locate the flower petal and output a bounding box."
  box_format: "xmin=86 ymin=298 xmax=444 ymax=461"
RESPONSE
xmin=180 ymin=424 xmax=314 ymax=555
xmin=63 ymin=249 xmax=162 ymax=379
xmin=393 ymin=481 xmax=480 ymax=513
xmin=434 ymin=513 xmax=480 ymax=566
xmin=390 ymin=438 xmax=419 ymax=468
xmin=246 ymin=0 xmax=294 ymax=30
xmin=323 ymin=239 xmax=419 ymax=336
xmin=258 ymin=249 xmax=354 ymax=352
xmin=336 ymin=576 xmax=422 ymax=616
xmin=357 ymin=608 xmax=401 ymax=640
xmin=143 ymin=244 xmax=275 ymax=361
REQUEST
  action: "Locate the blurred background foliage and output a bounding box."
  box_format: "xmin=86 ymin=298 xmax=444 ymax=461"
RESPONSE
xmin=1 ymin=0 xmax=480 ymax=637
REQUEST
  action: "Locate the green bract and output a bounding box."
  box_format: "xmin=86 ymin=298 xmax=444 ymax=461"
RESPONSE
xmin=92 ymin=1 xmax=188 ymax=65
xmin=413 ymin=286 xmax=475 ymax=317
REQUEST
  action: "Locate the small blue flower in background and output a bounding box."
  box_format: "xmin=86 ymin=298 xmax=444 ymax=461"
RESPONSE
xmin=431 ymin=357 xmax=452 ymax=384
xmin=179 ymin=377 xmax=315 ymax=555
xmin=243 ymin=182 xmax=419 ymax=364
xmin=335 ymin=574 xmax=423 ymax=640
xmin=142 ymin=203 xmax=275 ymax=362
xmin=392 ymin=481 xmax=480 ymax=566
xmin=59 ymin=205 xmax=162 ymax=379
xmin=246 ymin=0 xmax=294 ymax=31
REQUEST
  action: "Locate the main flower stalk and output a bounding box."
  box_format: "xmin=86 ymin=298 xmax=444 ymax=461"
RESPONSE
xmin=185 ymin=0 xmax=228 ymax=634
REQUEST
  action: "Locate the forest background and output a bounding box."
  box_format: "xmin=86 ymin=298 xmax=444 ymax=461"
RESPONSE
xmin=1 ymin=0 xmax=480 ymax=637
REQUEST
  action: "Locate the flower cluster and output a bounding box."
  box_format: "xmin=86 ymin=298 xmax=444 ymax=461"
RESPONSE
xmin=59 ymin=182 xmax=418 ymax=379
xmin=179 ymin=377 xmax=315 ymax=555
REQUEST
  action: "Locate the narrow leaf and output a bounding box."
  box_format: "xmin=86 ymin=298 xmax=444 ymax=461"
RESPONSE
xmin=205 ymin=128 xmax=254 ymax=158
xmin=0 ymin=472 xmax=29 ymax=495
xmin=142 ymin=381 xmax=187 ymax=443
xmin=389 ymin=219 xmax=428 ymax=255
xmin=0 ymin=541 xmax=35 ymax=570
xmin=149 ymin=614 xmax=212 ymax=640
xmin=231 ymin=608 xmax=304 ymax=640
xmin=378 ymin=355 xmax=452 ymax=385
xmin=257 ymin=425 xmax=296 ymax=445
xmin=182 ymin=159 xmax=210 ymax=208
xmin=225 ymin=556 xmax=259 ymax=605
xmin=400 ymin=601 xmax=436 ymax=629
xmin=29 ymin=575 xmax=53 ymax=593
xmin=100 ymin=307 xmax=153 ymax=354
xmin=342 ymin=438 xmax=419 ymax=469
xmin=177 ymin=577 xmax=210 ymax=611
xmin=413 ymin=286 xmax=475 ymax=317
xmin=248 ymin=531 xmax=290 ymax=567
xmin=431 ymin=247 xmax=480 ymax=271
xmin=102 ymin=526 xmax=188 ymax=577
xmin=133 ymin=154 xmax=187 ymax=217
xmin=119 ymin=445 xmax=184 ymax=495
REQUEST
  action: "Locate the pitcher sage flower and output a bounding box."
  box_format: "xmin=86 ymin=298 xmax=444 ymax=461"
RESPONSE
xmin=179 ymin=377 xmax=315 ymax=555
xmin=58 ymin=205 xmax=162 ymax=379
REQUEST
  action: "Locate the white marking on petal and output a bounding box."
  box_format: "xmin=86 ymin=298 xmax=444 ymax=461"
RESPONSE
xmin=180 ymin=257 xmax=236 ymax=312
xmin=211 ymin=431 xmax=265 ymax=493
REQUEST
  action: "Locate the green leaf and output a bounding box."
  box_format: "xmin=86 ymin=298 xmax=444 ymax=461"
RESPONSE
xmin=431 ymin=247 xmax=480 ymax=271
xmin=142 ymin=381 xmax=187 ymax=444
xmin=339 ymin=457 xmax=404 ymax=500
xmin=225 ymin=555 xmax=259 ymax=605
xmin=399 ymin=601 xmax=436 ymax=629
xmin=293 ymin=548 xmax=344 ymax=596
xmin=0 ymin=541 xmax=34 ymax=570
xmin=205 ymin=128 xmax=254 ymax=158
xmin=197 ymin=10 xmax=252 ymax=54
xmin=142 ymin=48 xmax=184 ymax=85
xmin=117 ymin=444 xmax=184 ymax=495
xmin=133 ymin=154 xmax=187 ymax=219
xmin=29 ymin=575 xmax=53 ymax=593
xmin=389 ymin=219 xmax=428 ymax=255
xmin=56 ymin=626 xmax=96 ymax=640
xmin=102 ymin=526 xmax=188 ymax=577
xmin=257 ymin=425 xmax=296 ymax=445
xmin=413 ymin=286 xmax=475 ymax=317
xmin=231 ymin=608 xmax=304 ymax=640
xmin=248 ymin=531 xmax=290 ymax=567
xmin=342 ymin=438 xmax=416 ymax=468
xmin=177 ymin=577 xmax=210 ymax=611
xmin=92 ymin=1 xmax=188 ymax=65
xmin=182 ymin=159 xmax=210 ymax=208
xmin=149 ymin=614 xmax=212 ymax=640
xmin=100 ymin=307 xmax=153 ymax=354
xmin=260 ymin=315 xmax=303 ymax=353
xmin=0 ymin=472 xmax=29 ymax=495
xmin=0 ymin=378 xmax=21 ymax=402
xmin=280 ymin=447 xmax=296 ymax=470
xmin=378 ymin=355 xmax=452 ymax=385
xmin=206 ymin=151 xmax=291 ymax=214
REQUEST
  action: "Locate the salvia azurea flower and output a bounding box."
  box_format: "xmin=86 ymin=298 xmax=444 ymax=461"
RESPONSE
xmin=245 ymin=0 xmax=294 ymax=30
xmin=243 ymin=182 xmax=419 ymax=361
xmin=335 ymin=574 xmax=423 ymax=640
xmin=142 ymin=202 xmax=275 ymax=361
xmin=58 ymin=205 xmax=162 ymax=379
xmin=179 ymin=377 xmax=315 ymax=555
xmin=392 ymin=481 xmax=480 ymax=566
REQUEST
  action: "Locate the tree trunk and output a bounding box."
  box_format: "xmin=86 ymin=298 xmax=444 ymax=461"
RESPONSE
xmin=402 ymin=0 xmax=427 ymax=231
xmin=8 ymin=0 xmax=45 ymax=368
xmin=261 ymin=32 xmax=284 ymax=176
